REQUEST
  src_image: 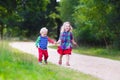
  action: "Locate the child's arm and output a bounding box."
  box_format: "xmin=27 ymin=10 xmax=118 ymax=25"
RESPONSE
xmin=48 ymin=37 xmax=55 ymax=44
xmin=56 ymin=39 xmax=61 ymax=44
xmin=55 ymin=39 xmax=61 ymax=46
xmin=70 ymin=32 xmax=77 ymax=46
xmin=35 ymin=36 xmax=40 ymax=47
xmin=56 ymin=33 xmax=62 ymax=44
xmin=72 ymin=39 xmax=77 ymax=46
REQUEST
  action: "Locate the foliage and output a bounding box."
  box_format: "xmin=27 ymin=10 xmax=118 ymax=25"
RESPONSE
xmin=0 ymin=0 xmax=59 ymax=40
xmin=1 ymin=0 xmax=120 ymax=49
xmin=58 ymin=0 xmax=79 ymax=23
xmin=74 ymin=0 xmax=120 ymax=48
xmin=59 ymin=0 xmax=120 ymax=49
xmin=0 ymin=0 xmax=17 ymax=39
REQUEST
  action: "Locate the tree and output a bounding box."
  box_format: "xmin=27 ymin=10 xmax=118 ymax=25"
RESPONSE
xmin=73 ymin=0 xmax=120 ymax=48
xmin=17 ymin=0 xmax=59 ymax=39
xmin=16 ymin=0 xmax=50 ymax=38
xmin=0 ymin=0 xmax=60 ymax=40
xmin=107 ymin=0 xmax=120 ymax=48
xmin=0 ymin=0 xmax=17 ymax=39
xmin=58 ymin=0 xmax=78 ymax=23
xmin=58 ymin=0 xmax=120 ymax=49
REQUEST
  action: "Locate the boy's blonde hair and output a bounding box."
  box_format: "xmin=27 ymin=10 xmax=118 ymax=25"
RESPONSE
xmin=60 ymin=21 xmax=73 ymax=33
xmin=40 ymin=27 xmax=48 ymax=34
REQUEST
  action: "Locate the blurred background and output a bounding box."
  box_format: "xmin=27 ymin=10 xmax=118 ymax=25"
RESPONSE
xmin=0 ymin=0 xmax=120 ymax=49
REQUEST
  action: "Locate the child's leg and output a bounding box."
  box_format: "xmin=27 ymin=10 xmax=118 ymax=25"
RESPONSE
xmin=43 ymin=50 xmax=48 ymax=64
xmin=38 ymin=48 xmax=43 ymax=62
xmin=58 ymin=54 xmax=63 ymax=65
xmin=66 ymin=54 xmax=70 ymax=66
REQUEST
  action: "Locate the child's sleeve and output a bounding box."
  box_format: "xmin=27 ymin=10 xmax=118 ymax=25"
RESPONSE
xmin=35 ymin=36 xmax=40 ymax=47
xmin=48 ymin=37 xmax=55 ymax=44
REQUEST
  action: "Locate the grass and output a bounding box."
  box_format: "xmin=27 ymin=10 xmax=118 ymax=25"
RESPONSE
xmin=73 ymin=47 xmax=120 ymax=60
xmin=49 ymin=45 xmax=120 ymax=60
xmin=0 ymin=41 xmax=100 ymax=80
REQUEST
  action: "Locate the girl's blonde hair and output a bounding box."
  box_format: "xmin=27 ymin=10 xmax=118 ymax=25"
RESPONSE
xmin=40 ymin=27 xmax=48 ymax=34
xmin=60 ymin=21 xmax=73 ymax=33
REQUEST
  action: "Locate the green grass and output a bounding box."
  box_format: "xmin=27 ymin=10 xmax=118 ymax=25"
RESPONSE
xmin=49 ymin=45 xmax=120 ymax=60
xmin=0 ymin=41 xmax=99 ymax=80
xmin=73 ymin=47 xmax=120 ymax=60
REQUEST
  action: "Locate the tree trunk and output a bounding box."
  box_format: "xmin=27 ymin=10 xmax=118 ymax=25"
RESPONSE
xmin=103 ymin=37 xmax=109 ymax=49
xmin=0 ymin=25 xmax=4 ymax=40
xmin=55 ymin=18 xmax=62 ymax=40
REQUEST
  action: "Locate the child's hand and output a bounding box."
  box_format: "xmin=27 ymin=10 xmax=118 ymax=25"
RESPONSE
xmin=52 ymin=41 xmax=57 ymax=45
xmin=73 ymin=42 xmax=78 ymax=47
xmin=54 ymin=42 xmax=60 ymax=46
xmin=54 ymin=40 xmax=57 ymax=44
xmin=72 ymin=40 xmax=78 ymax=47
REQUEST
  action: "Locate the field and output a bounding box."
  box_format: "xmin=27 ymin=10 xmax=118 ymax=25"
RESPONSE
xmin=0 ymin=41 xmax=99 ymax=80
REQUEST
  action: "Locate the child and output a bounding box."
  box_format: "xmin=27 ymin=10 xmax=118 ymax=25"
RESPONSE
xmin=35 ymin=27 xmax=55 ymax=64
xmin=57 ymin=22 xmax=77 ymax=66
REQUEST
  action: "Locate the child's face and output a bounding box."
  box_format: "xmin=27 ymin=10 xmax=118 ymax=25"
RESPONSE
xmin=65 ymin=24 xmax=70 ymax=32
xmin=41 ymin=31 xmax=47 ymax=37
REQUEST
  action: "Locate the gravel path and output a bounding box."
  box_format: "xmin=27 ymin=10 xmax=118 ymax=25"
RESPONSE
xmin=9 ymin=42 xmax=120 ymax=80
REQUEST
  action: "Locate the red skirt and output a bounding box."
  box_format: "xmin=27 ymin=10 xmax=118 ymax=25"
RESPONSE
xmin=57 ymin=46 xmax=72 ymax=55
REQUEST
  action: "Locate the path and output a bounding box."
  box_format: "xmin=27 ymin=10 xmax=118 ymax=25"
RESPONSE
xmin=9 ymin=42 xmax=120 ymax=80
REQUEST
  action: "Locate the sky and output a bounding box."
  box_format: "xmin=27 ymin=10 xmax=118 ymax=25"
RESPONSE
xmin=57 ymin=0 xmax=60 ymax=2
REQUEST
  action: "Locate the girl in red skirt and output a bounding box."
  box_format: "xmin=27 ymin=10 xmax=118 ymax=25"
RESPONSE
xmin=57 ymin=22 xmax=77 ymax=66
